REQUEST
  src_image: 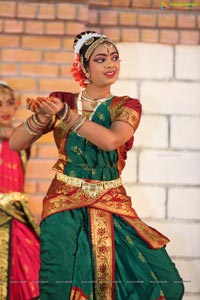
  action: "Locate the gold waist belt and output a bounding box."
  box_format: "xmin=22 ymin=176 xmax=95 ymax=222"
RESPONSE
xmin=0 ymin=192 xmax=27 ymax=207
xmin=56 ymin=172 xmax=122 ymax=198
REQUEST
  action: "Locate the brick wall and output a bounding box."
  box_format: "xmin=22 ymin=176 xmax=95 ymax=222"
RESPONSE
xmin=0 ymin=1 xmax=199 ymax=299
xmin=113 ymin=42 xmax=200 ymax=299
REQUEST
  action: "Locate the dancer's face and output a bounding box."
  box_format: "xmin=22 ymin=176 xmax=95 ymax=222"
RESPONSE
xmin=88 ymin=42 xmax=120 ymax=87
xmin=0 ymin=91 xmax=17 ymax=126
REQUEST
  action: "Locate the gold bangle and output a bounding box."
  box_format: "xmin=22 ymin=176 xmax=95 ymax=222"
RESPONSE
xmin=32 ymin=114 xmax=50 ymax=127
xmin=71 ymin=115 xmax=86 ymax=133
xmin=57 ymin=103 xmax=69 ymax=120
xmin=24 ymin=119 xmax=39 ymax=135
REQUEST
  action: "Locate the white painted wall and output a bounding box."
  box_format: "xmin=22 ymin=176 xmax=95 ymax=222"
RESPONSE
xmin=112 ymin=43 xmax=200 ymax=300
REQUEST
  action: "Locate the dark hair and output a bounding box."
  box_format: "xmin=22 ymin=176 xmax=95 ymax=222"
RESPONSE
xmin=73 ymin=31 xmax=97 ymax=70
xmin=0 ymin=82 xmax=14 ymax=99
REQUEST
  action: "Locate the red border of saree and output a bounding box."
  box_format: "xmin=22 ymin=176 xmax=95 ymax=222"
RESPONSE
xmin=70 ymin=286 xmax=89 ymax=300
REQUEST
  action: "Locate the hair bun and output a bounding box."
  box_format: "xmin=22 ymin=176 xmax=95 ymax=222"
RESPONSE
xmin=73 ymin=30 xmax=97 ymax=48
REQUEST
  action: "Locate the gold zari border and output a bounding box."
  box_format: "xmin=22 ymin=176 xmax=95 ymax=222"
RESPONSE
xmin=122 ymin=216 xmax=170 ymax=249
xmin=42 ymin=177 xmax=169 ymax=250
xmin=0 ymin=222 xmax=10 ymax=299
xmin=89 ymin=208 xmax=114 ymax=300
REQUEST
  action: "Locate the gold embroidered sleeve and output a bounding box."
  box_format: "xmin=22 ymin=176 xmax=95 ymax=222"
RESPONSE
xmin=114 ymin=106 xmax=141 ymax=132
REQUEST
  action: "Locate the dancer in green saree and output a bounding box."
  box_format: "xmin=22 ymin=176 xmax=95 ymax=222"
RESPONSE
xmin=10 ymin=31 xmax=184 ymax=300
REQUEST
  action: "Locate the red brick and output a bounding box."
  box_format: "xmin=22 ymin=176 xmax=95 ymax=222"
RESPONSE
xmin=60 ymin=65 xmax=73 ymax=77
xmin=26 ymin=159 xmax=55 ymax=179
xmin=4 ymin=20 xmax=24 ymax=33
xmin=0 ymin=19 xmax=3 ymax=32
xmin=66 ymin=22 xmax=85 ymax=36
xmin=152 ymin=0 xmax=165 ymax=9
xmin=102 ymin=28 xmax=121 ymax=42
xmin=37 ymin=145 xmax=58 ymax=159
xmin=44 ymin=51 xmax=73 ymax=63
xmin=86 ymin=27 xmax=102 ymax=34
xmin=22 ymin=36 xmax=61 ymax=49
xmin=27 ymin=196 xmax=43 ymax=218
xmin=121 ymin=28 xmax=140 ymax=42
xmin=17 ymin=2 xmax=37 ymax=19
xmin=29 ymin=144 xmax=37 ymax=159
xmin=25 ymin=21 xmax=44 ymax=34
xmin=198 ymin=15 xmax=200 ymax=28
xmin=0 ymin=35 xmax=20 ymax=47
xmin=24 ymin=181 xmax=37 ymax=194
xmin=0 ymin=2 xmax=16 ymax=17
xmin=158 ymin=13 xmax=176 ymax=28
xmin=88 ymin=9 xmax=98 ymax=25
xmin=15 ymin=108 xmax=32 ymax=121
xmin=57 ymin=3 xmax=77 ymax=20
xmin=138 ymin=13 xmax=157 ymax=27
xmin=7 ymin=78 xmax=37 ymax=92
xmin=160 ymin=30 xmax=179 ymax=44
xmin=77 ymin=5 xmax=89 ymax=22
xmin=178 ymin=14 xmax=196 ymax=28
xmin=141 ymin=29 xmax=159 ymax=43
xmin=180 ymin=30 xmax=200 ymax=44
xmin=0 ymin=63 xmax=18 ymax=75
xmin=111 ymin=0 xmax=130 ymax=7
xmin=21 ymin=64 xmax=59 ymax=77
xmin=45 ymin=22 xmax=65 ymax=35
xmin=89 ymin=0 xmax=110 ymax=6
xmin=2 ymin=49 xmax=41 ymax=62
xmin=131 ymin=0 xmax=151 ymax=8
xmin=39 ymin=79 xmax=80 ymax=94
xmin=38 ymin=181 xmax=52 ymax=194
xmin=99 ymin=10 xmax=118 ymax=25
xmin=63 ymin=38 xmax=74 ymax=51
xmin=38 ymin=3 xmax=56 ymax=19
xmin=119 ymin=12 xmax=137 ymax=26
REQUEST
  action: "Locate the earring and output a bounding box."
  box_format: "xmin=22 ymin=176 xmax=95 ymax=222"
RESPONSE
xmin=84 ymin=72 xmax=92 ymax=84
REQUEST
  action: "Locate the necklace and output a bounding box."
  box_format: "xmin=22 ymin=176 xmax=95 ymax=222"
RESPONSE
xmin=82 ymin=90 xmax=112 ymax=103
xmin=77 ymin=90 xmax=113 ymax=114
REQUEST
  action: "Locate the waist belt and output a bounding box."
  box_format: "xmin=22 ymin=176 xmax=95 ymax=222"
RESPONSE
xmin=56 ymin=172 xmax=122 ymax=198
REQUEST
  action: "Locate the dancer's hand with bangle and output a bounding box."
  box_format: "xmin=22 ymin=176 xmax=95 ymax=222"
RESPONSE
xmin=26 ymin=96 xmax=65 ymax=116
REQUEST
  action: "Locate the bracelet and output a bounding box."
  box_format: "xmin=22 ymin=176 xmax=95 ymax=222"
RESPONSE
xmin=65 ymin=107 xmax=71 ymax=122
xmin=24 ymin=119 xmax=39 ymax=135
xmin=57 ymin=103 xmax=71 ymax=122
xmin=32 ymin=114 xmax=50 ymax=127
xmin=27 ymin=117 xmax=39 ymax=133
xmin=70 ymin=115 xmax=86 ymax=133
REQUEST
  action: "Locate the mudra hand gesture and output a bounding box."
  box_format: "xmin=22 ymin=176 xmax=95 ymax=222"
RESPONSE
xmin=26 ymin=96 xmax=64 ymax=116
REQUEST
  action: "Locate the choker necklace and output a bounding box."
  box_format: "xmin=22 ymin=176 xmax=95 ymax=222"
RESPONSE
xmin=81 ymin=90 xmax=112 ymax=104
xmin=77 ymin=90 xmax=113 ymax=115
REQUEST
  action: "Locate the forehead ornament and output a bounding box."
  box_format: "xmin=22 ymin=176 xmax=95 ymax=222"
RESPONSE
xmin=103 ymin=41 xmax=113 ymax=49
xmin=85 ymin=37 xmax=116 ymax=61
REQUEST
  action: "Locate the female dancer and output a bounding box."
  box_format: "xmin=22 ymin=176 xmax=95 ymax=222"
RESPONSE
xmin=10 ymin=31 xmax=184 ymax=300
xmin=0 ymin=81 xmax=40 ymax=300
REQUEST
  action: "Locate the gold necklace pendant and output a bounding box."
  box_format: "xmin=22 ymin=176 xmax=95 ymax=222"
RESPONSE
xmin=82 ymin=90 xmax=112 ymax=103
xmin=79 ymin=90 xmax=113 ymax=114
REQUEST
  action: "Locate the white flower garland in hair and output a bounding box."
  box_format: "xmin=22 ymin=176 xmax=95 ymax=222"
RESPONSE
xmin=74 ymin=32 xmax=106 ymax=55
